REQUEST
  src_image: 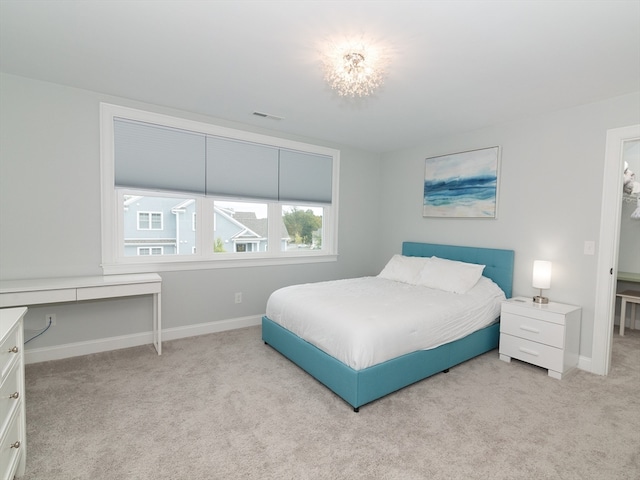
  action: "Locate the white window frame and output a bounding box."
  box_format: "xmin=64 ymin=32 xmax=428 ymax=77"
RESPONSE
xmin=100 ymin=103 xmax=339 ymax=274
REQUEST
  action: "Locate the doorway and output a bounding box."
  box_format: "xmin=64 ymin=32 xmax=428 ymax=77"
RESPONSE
xmin=592 ymin=124 xmax=640 ymax=376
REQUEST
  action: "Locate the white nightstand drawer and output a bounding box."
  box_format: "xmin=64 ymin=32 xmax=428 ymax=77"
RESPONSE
xmin=500 ymin=312 xmax=565 ymax=348
xmin=502 ymin=301 xmax=569 ymax=325
xmin=499 ymin=334 xmax=564 ymax=372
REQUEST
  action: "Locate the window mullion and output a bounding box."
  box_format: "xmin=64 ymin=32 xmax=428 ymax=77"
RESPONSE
xmin=199 ymin=197 xmax=214 ymax=259
xmin=267 ymin=203 xmax=281 ymax=253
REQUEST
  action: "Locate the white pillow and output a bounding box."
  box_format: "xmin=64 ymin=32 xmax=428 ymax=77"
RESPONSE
xmin=415 ymin=256 xmax=486 ymax=294
xmin=378 ymin=254 xmax=431 ymax=284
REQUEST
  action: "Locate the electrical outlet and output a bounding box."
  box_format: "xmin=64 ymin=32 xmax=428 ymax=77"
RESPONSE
xmin=46 ymin=313 xmax=56 ymax=327
xmin=235 ymin=292 xmax=242 ymax=304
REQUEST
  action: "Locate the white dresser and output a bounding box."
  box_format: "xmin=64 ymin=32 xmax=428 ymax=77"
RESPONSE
xmin=499 ymin=297 xmax=581 ymax=379
xmin=1 ymin=307 xmax=27 ymax=480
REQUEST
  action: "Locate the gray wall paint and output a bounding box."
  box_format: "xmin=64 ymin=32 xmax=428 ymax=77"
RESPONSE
xmin=2 ymin=72 xmax=639 ymax=362
xmin=378 ymin=92 xmax=640 ymax=358
xmin=0 ymin=73 xmax=382 ymax=348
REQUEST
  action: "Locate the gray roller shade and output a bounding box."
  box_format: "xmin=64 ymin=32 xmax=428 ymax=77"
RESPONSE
xmin=206 ymin=136 xmax=279 ymax=200
xmin=279 ymin=149 xmax=332 ymax=204
xmin=114 ymin=118 xmax=333 ymax=204
xmin=114 ymin=118 xmax=206 ymax=195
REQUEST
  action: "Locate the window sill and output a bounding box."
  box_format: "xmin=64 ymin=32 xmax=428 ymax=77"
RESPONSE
xmin=101 ymin=253 xmax=339 ymax=275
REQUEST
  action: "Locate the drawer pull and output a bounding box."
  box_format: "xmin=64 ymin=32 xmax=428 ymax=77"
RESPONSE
xmin=519 ymin=347 xmax=539 ymax=357
xmin=520 ymin=325 xmax=540 ymax=334
xmin=9 ymin=391 xmax=19 ymax=400
xmin=8 ymin=346 xmax=19 ymax=354
xmin=10 ymin=441 xmax=21 ymax=449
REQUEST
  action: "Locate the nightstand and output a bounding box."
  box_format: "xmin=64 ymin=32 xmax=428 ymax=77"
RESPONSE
xmin=499 ymin=297 xmax=581 ymax=379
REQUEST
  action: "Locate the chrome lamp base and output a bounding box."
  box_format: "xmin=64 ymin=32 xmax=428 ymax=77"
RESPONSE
xmin=533 ymin=295 xmax=549 ymax=304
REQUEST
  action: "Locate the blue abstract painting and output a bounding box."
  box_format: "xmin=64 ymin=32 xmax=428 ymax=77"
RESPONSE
xmin=423 ymin=146 xmax=499 ymax=218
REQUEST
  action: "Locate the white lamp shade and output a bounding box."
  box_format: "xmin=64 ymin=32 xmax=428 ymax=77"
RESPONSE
xmin=532 ymin=260 xmax=552 ymax=289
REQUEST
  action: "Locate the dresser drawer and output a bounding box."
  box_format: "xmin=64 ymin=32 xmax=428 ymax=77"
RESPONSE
xmin=0 ymin=324 xmax=21 ymax=380
xmin=0 ymin=362 xmax=21 ymax=435
xmin=499 ymin=333 xmax=564 ymax=372
xmin=500 ymin=312 xmax=565 ymax=348
xmin=0 ymin=406 xmax=23 ymax=480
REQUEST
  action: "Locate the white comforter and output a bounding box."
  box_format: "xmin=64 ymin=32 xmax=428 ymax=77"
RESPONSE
xmin=265 ymin=276 xmax=506 ymax=370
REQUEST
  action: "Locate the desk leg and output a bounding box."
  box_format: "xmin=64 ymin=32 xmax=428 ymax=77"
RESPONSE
xmin=153 ymin=292 xmax=162 ymax=355
xmin=620 ymin=299 xmax=627 ymax=336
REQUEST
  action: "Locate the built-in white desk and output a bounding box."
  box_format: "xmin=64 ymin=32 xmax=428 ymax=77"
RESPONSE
xmin=0 ymin=274 xmax=162 ymax=355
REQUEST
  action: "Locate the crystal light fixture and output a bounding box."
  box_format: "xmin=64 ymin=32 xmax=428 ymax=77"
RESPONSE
xmin=322 ymin=41 xmax=388 ymax=97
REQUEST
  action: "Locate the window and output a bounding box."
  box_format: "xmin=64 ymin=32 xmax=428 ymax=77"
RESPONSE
xmin=138 ymin=247 xmax=163 ymax=256
xmin=101 ymin=103 xmax=339 ymax=273
xmin=138 ymin=212 xmax=162 ymax=230
xmin=123 ymin=193 xmax=196 ymax=257
xmin=213 ymin=200 xmax=269 ymax=254
xmin=282 ymin=205 xmax=324 ymax=251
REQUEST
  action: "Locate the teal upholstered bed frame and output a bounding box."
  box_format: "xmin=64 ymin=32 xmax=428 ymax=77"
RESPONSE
xmin=262 ymin=242 xmax=515 ymax=411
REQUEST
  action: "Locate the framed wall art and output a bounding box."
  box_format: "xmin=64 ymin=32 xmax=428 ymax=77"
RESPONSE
xmin=423 ymin=146 xmax=500 ymax=218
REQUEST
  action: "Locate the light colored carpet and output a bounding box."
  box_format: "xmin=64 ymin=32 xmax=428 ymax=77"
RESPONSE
xmin=22 ymin=327 xmax=639 ymax=480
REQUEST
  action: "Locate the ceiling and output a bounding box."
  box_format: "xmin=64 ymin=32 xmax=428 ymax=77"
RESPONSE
xmin=1 ymin=0 xmax=639 ymax=153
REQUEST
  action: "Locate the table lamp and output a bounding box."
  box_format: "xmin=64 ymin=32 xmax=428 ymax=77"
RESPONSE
xmin=532 ymin=260 xmax=552 ymax=304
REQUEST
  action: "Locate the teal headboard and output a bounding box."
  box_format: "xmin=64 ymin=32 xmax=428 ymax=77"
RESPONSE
xmin=402 ymin=242 xmax=515 ymax=298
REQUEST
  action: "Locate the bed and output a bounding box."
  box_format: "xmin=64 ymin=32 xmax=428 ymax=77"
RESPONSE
xmin=262 ymin=242 xmax=515 ymax=411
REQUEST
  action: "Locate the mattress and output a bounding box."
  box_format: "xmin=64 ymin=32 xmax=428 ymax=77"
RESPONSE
xmin=265 ymin=275 xmax=506 ymax=371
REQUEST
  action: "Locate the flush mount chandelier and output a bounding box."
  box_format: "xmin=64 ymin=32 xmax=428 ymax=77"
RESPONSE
xmin=322 ymin=40 xmax=389 ymax=98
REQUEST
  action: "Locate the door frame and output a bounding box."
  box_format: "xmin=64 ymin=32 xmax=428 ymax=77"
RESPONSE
xmin=591 ymin=124 xmax=640 ymax=375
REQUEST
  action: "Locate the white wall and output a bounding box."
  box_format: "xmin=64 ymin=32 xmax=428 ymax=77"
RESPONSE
xmin=378 ymin=92 xmax=640 ymax=361
xmin=0 ymin=73 xmax=382 ymax=354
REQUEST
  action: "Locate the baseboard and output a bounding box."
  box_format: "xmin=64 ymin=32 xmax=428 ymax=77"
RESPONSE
xmin=21 ymin=317 xmax=616 ymax=371
xmin=161 ymin=315 xmax=261 ymax=342
xmin=24 ymin=315 xmax=262 ymax=364
xmin=614 ymin=317 xmax=639 ymax=331
xmin=577 ymin=355 xmax=592 ymax=373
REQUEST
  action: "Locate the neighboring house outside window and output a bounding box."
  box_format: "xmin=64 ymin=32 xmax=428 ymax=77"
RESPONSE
xmin=213 ymin=206 xmax=270 ymax=253
xmin=123 ymin=197 xmax=290 ymax=256
xmin=124 ymin=196 xmax=195 ymax=256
